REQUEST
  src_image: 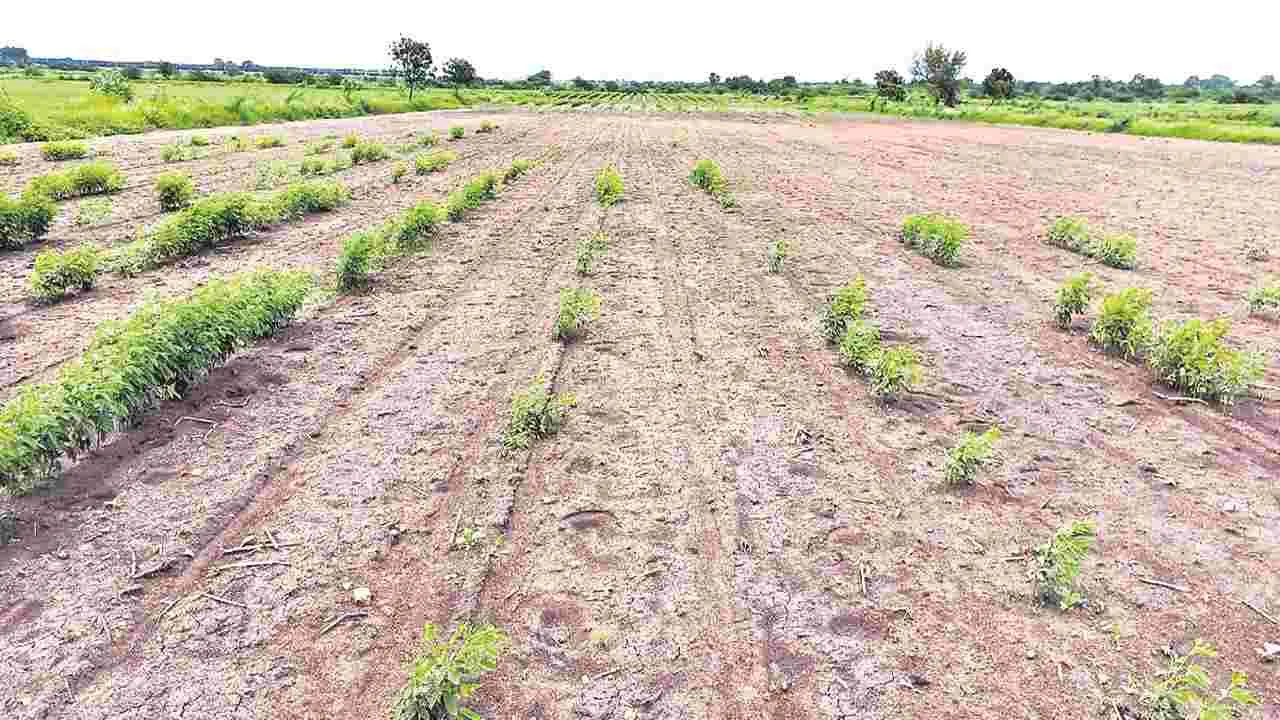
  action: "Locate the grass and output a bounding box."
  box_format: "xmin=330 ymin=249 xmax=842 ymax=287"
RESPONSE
xmin=414 ymin=150 xmax=456 ymax=174
xmin=554 ymin=287 xmax=602 ymax=341
xmin=501 ymin=376 xmax=575 ymax=450
xmin=449 ymin=125 xmax=465 ymax=140
xmin=28 ymin=245 xmax=103 ymax=303
xmin=1034 ymin=520 xmax=1095 ymax=610
xmin=1146 ymin=318 xmax=1263 ymax=404
xmin=74 ymin=198 xmax=113 ymax=226
xmin=0 ymin=192 xmax=57 ymax=248
xmin=1247 ymin=282 xmax=1280 ymax=314
xmin=943 ymin=427 xmax=1001 ymax=485
xmin=392 ymin=623 xmax=506 ymax=720
xmin=155 ymin=172 xmax=194 ymax=211
xmin=0 ymin=269 xmax=312 ymax=492
xmin=767 ymin=239 xmax=789 ymax=272
xmin=575 ymin=232 xmax=608 ymax=275
xmin=40 ymin=140 xmax=89 ymax=160
xmin=901 ymin=214 xmax=968 ymax=266
xmin=595 ymin=165 xmax=623 ymax=206
xmin=1088 ymin=288 xmax=1154 ymax=358
xmin=27 ymin=161 xmax=124 ymax=200
xmin=1053 ymin=272 xmax=1094 ymax=328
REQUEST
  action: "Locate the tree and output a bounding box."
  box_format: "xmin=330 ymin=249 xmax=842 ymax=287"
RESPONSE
xmin=122 ymin=66 xmax=143 ymax=80
xmin=442 ymin=57 xmax=477 ymax=86
xmin=981 ymin=67 xmax=1015 ymax=102
xmin=388 ymin=36 xmax=434 ymax=100
xmin=571 ymin=76 xmax=593 ymax=90
xmin=1183 ymin=75 xmax=1201 ymax=89
xmin=874 ymin=69 xmax=906 ymax=103
xmin=708 ymin=72 xmax=720 ymax=86
xmin=527 ymin=69 xmax=552 ymax=86
xmin=1128 ymin=74 xmax=1163 ymax=99
xmin=1257 ymin=74 xmax=1276 ymax=89
xmin=911 ymin=43 xmax=968 ymax=107
xmin=0 ymin=47 xmax=30 ymax=67
xmin=158 ymin=61 xmax=176 ymax=79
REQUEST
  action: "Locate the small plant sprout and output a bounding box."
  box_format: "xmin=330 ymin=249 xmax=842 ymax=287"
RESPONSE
xmin=1147 ymin=318 xmax=1263 ymax=404
xmin=254 ymin=135 xmax=284 ymax=149
xmin=901 ymin=213 xmax=968 ymax=267
xmin=1088 ymin=287 xmax=1154 ymax=359
xmin=596 ymin=165 xmax=623 ymax=206
xmin=767 ymin=239 xmax=789 ymax=272
xmin=575 ymin=232 xmax=608 ymax=275
xmin=1139 ymin=639 xmax=1259 ymax=720
xmin=449 ymin=125 xmax=465 ymax=140
xmin=868 ymin=346 xmax=921 ymax=400
xmin=554 ymin=287 xmax=602 ymax=341
xmin=820 ymin=277 xmax=868 ymax=342
xmin=392 ymin=161 xmax=409 ymax=184
xmin=1247 ymin=282 xmax=1279 ymax=315
xmin=1033 ymin=520 xmax=1095 ymax=610
xmin=943 ymin=427 xmax=1001 ymax=485
xmin=1053 ymin=272 xmax=1094 ymax=328
xmin=1046 ymin=216 xmax=1092 ymax=253
xmin=504 ymin=159 xmax=533 ymax=183
xmin=501 ymin=376 xmax=575 ymax=450
xmin=392 ymin=623 xmax=507 ymax=720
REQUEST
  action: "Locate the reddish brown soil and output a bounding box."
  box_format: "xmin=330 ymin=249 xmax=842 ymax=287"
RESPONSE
xmin=1 ymin=111 xmax=1278 ymax=720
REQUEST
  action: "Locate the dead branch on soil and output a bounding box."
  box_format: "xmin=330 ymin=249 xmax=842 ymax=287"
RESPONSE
xmin=1138 ymin=577 xmax=1189 ymax=593
xmin=1242 ymin=599 xmax=1279 ymax=626
xmin=198 ymin=591 xmax=248 ymax=610
xmin=211 ymin=560 xmax=291 ymax=573
xmin=1152 ymin=392 xmax=1207 ymax=405
xmin=318 ymin=611 xmax=368 ymax=637
xmin=221 ymin=541 xmax=302 ymax=556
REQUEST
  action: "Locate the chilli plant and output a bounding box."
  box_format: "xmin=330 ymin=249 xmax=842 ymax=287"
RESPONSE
xmin=943 ymin=427 xmax=1001 ymax=485
xmin=1053 ymin=272 xmax=1094 ymax=329
xmin=1088 ymin=287 xmax=1154 ymax=359
xmin=554 ymin=287 xmax=602 ymax=341
xmin=1146 ymin=318 xmax=1263 ymax=405
xmin=1033 ymin=520 xmax=1095 ymax=610
xmin=392 ymin=623 xmax=507 ymax=720
xmin=901 ymin=213 xmax=968 ymax=267
xmin=501 ymin=376 xmax=575 ymax=450
xmin=595 ymin=165 xmax=623 ymax=206
xmin=575 ymin=232 xmax=608 ymax=276
xmin=28 ymin=245 xmax=104 ymax=303
xmin=821 ymin=277 xmax=868 ymax=342
xmin=1138 ymin=639 xmax=1259 ymax=720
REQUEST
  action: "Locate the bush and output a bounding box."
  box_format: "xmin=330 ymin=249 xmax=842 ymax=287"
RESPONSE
xmin=160 ymin=143 xmax=197 ymax=163
xmin=1089 ymin=233 xmax=1137 ymax=269
xmin=0 ymin=193 xmax=57 ymax=249
xmin=837 ymin=318 xmax=881 ymax=371
xmin=1247 ymin=283 xmax=1280 ymax=314
xmin=350 ymin=141 xmax=389 ymax=164
xmin=88 ymin=70 xmax=133 ymax=101
xmin=595 ymin=165 xmax=623 ymax=206
xmin=254 ymin=135 xmax=284 ymax=149
xmin=689 ymin=159 xmax=727 ymax=194
xmin=27 ymin=162 xmax=124 ymax=199
xmin=1034 ymin=520 xmax=1095 ymax=610
xmin=272 ymin=180 xmax=350 ymax=220
xmin=414 ymin=150 xmax=455 ymax=174
xmin=335 ymin=231 xmax=381 ymax=291
xmin=189 ymin=134 xmax=210 ymax=147
xmin=1088 ymin=287 xmax=1154 ymax=358
xmin=477 ymin=120 xmax=497 ymax=133
xmin=1045 ymin=216 xmax=1091 ymax=252
xmin=1146 ymin=318 xmax=1263 ymax=404
xmin=943 ymin=427 xmax=1001 ymax=485
xmin=766 ymin=239 xmax=789 ymax=272
xmin=0 ymin=270 xmax=312 ymax=492
xmin=28 ymin=245 xmax=103 ymax=303
xmin=554 ymin=287 xmax=602 ymax=341
xmin=299 ymin=157 xmax=328 ymax=176
xmin=868 ymin=346 xmax=921 ymax=400
xmin=449 ymin=125 xmax=465 ymax=140
xmin=445 ymin=172 xmax=499 ymax=221
xmin=504 ymin=158 xmax=533 ymax=183
xmin=575 ymin=232 xmax=607 ymax=275
xmin=392 ymin=624 xmax=506 ymax=720
xmin=1053 ymin=272 xmax=1094 ymax=328
xmin=820 ymin=277 xmax=868 ymax=342
xmin=304 ymin=140 xmax=335 ymax=156
xmin=901 ymin=214 xmax=967 ymax=266
xmin=501 ymin=376 xmax=575 ymax=450
xmin=341 ymin=134 xmax=359 ymax=149
xmin=392 ymin=161 xmax=408 ymax=183
xmin=40 ymin=140 xmax=89 ymax=161
xmin=155 ymin=172 xmax=194 ymax=211
xmin=0 ymin=149 xmax=17 ymax=166
xmin=1140 ymin=640 xmax=1259 ymax=720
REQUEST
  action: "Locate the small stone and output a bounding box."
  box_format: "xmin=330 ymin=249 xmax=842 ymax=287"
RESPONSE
xmin=1025 ymin=648 xmax=1037 ymax=660
xmin=353 ymin=587 xmax=371 ymax=604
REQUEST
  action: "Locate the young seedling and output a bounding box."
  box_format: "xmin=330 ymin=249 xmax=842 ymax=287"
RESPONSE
xmin=767 ymin=239 xmax=789 ymax=272
xmin=392 ymin=161 xmax=409 ymax=184
xmin=341 ymin=134 xmax=359 ymax=149
xmin=837 ymin=318 xmax=881 ymax=372
xmin=943 ymin=427 xmax=1001 ymax=485
xmin=1089 ymin=233 xmax=1137 ymax=269
xmin=449 ymin=125 xmax=465 ymax=140
xmin=415 ymin=150 xmax=457 ymax=174
xmin=901 ymin=214 xmax=968 ymax=267
xmin=501 ymin=376 xmax=575 ymax=450
xmin=820 ymin=277 xmax=868 ymax=342
xmin=504 ymin=159 xmax=533 ymax=183
xmin=1138 ymin=639 xmax=1259 ymax=720
xmin=1053 ymin=272 xmax=1094 ymax=328
xmin=1146 ymin=318 xmax=1263 ymax=404
xmin=575 ymin=232 xmax=608 ymax=275
xmin=595 ymin=165 xmax=623 ymax=206
xmin=554 ymin=288 xmax=602 ymax=341
xmin=1088 ymin=287 xmax=1154 ymax=359
xmin=392 ymin=623 xmax=507 ymax=720
xmin=1033 ymin=520 xmax=1095 ymax=610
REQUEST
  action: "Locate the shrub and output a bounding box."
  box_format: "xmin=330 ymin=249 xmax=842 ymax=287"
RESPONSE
xmin=414 ymin=150 xmax=455 ymax=174
xmin=868 ymin=346 xmax=921 ymax=400
xmin=160 ymin=143 xmax=197 ymax=163
xmin=254 ymin=160 xmax=293 ymax=189
xmin=272 ymin=180 xmax=350 ymax=220
xmin=1139 ymin=640 xmax=1259 ymax=720
xmin=1033 ymin=520 xmax=1095 ymax=610
xmin=595 ymin=165 xmax=623 ymax=206
xmin=74 ymin=198 xmax=112 ymax=226
xmin=155 ymin=172 xmax=194 ymax=211
xmin=554 ymin=287 xmax=602 ymax=341
xmin=901 ymin=213 xmax=967 ymax=267
xmin=1146 ymin=318 xmax=1263 ymax=404
xmin=341 ymin=134 xmax=359 ymax=149
xmin=1247 ymin=283 xmax=1280 ymax=314
xmin=254 ymin=135 xmax=284 ymax=149
xmin=392 ymin=623 xmax=506 ymax=720
xmin=189 ymin=134 xmax=210 ymax=147
xmin=1053 ymin=272 xmax=1094 ymax=328
xmin=689 ymin=159 xmax=727 ymax=194
xmin=27 ymin=162 xmax=124 ymax=199
xmin=392 ymin=161 xmax=408 ymax=183
xmin=766 ymin=239 xmax=789 ymax=272
xmin=575 ymin=232 xmax=607 ymax=275
xmin=446 ymin=172 xmax=499 ymax=221
xmin=0 ymin=270 xmax=312 ymax=492
xmin=28 ymin=245 xmax=103 ymax=303
xmin=1088 ymin=288 xmax=1154 ymax=359
xmin=88 ymin=70 xmax=133 ymax=101
xmin=40 ymin=140 xmax=89 ymax=161
xmin=477 ymin=120 xmax=497 ymax=133
xmin=336 ymin=231 xmax=382 ymax=291
xmin=304 ymin=140 xmax=335 ymax=156
xmin=837 ymin=318 xmax=881 ymax=372
xmin=501 ymin=376 xmax=575 ymax=450
xmin=0 ymin=193 xmax=57 ymax=249
xmin=820 ymin=277 xmax=868 ymax=342
xmin=449 ymin=125 xmax=465 ymax=140
xmin=1089 ymin=233 xmax=1137 ymax=269
xmin=350 ymin=142 xmax=389 ymax=164
xmin=504 ymin=158 xmax=533 ymax=183
xmin=0 ymin=149 xmax=17 ymax=167
xmin=943 ymin=427 xmax=1001 ymax=485
xmin=1045 ymin=216 xmax=1091 ymax=252
xmin=299 ymin=157 xmax=328 ymax=176
xmin=383 ymin=202 xmax=443 ymax=254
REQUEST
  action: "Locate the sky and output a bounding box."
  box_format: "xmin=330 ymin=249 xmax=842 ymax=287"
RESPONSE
xmin=7 ymin=0 xmax=1278 ymax=85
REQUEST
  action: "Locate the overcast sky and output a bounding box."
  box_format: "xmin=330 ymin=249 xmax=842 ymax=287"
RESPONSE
xmin=9 ymin=0 xmax=1278 ymax=84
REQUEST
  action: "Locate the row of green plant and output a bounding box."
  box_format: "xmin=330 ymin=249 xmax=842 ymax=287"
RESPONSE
xmin=1055 ymin=275 xmax=1264 ymax=403
xmin=688 ymin=158 xmax=736 ymax=207
xmin=1046 ymin=216 xmax=1138 ymax=269
xmin=41 ymin=140 xmax=90 ymax=160
xmin=901 ymin=213 xmax=968 ymax=266
xmin=0 ymin=269 xmax=313 ymax=491
xmin=820 ymin=277 xmax=922 ymax=399
xmin=25 ymin=161 xmax=124 ymax=200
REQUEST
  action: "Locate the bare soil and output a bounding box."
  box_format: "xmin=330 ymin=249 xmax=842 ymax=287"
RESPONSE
xmin=2 ymin=111 xmax=1278 ymax=720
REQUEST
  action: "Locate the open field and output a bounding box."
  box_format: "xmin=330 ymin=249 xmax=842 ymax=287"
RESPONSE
xmin=1 ymin=110 xmax=1279 ymax=719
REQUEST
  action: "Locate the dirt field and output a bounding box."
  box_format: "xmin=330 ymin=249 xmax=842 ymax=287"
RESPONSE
xmin=2 ymin=110 xmax=1278 ymax=720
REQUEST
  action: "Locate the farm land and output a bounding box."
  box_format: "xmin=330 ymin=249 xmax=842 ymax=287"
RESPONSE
xmin=0 ymin=108 xmax=1278 ymax=720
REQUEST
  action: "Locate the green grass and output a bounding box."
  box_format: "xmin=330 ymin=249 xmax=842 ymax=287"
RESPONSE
xmin=901 ymin=214 xmax=968 ymax=266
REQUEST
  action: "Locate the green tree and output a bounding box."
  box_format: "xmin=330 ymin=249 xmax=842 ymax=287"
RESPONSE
xmin=442 ymin=57 xmax=477 ymax=86
xmin=873 ymin=69 xmax=906 ymax=104
xmin=389 ymin=36 xmax=434 ymax=100
xmin=158 ymin=61 xmax=176 ymax=79
xmin=708 ymin=72 xmax=720 ymax=86
xmin=0 ymin=47 xmax=30 ymax=67
xmin=527 ymin=69 xmax=552 ymax=86
xmin=911 ymin=43 xmax=968 ymax=107
xmin=981 ymin=67 xmax=1015 ymax=102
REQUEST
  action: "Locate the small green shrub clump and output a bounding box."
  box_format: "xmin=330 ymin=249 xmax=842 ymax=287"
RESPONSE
xmin=449 ymin=125 xmax=465 ymax=140
xmin=1247 ymin=282 xmax=1280 ymax=314
xmin=40 ymin=140 xmax=89 ymax=161
xmin=575 ymin=232 xmax=608 ymax=275
xmin=155 ymin=172 xmax=194 ymax=211
xmin=0 ymin=193 xmax=58 ymax=249
xmin=254 ymin=135 xmax=285 ymax=149
xmin=305 ymin=140 xmax=335 ymax=156
xmin=504 ymin=158 xmax=533 ymax=183
xmin=1088 ymin=287 xmax=1154 ymax=359
xmin=477 ymin=120 xmax=498 ymax=133
xmin=392 ymin=161 xmax=409 ymax=184
xmin=689 ymin=159 xmax=727 ymax=194
xmin=595 ymin=165 xmax=624 ymax=206
xmin=351 ymin=142 xmax=390 ymax=165
xmin=836 ymin=318 xmax=881 ymax=371
xmin=1053 ymin=272 xmax=1094 ymax=328
xmin=27 ymin=162 xmax=125 ymax=200
xmin=554 ymin=287 xmax=602 ymax=341
xmin=336 ymin=231 xmax=382 ymax=291
xmin=418 ymin=132 xmax=439 ymax=147
xmin=1090 ymin=233 xmax=1137 ymax=269
xmin=299 ymin=157 xmax=328 ymax=176
xmin=1046 ymin=216 xmax=1091 ymax=252
xmin=273 ymin=180 xmax=350 ymax=220
xmin=1139 ymin=640 xmax=1259 ymax=720
xmin=340 ymin=134 xmax=359 ymax=149
xmin=822 ymin=277 xmax=920 ymax=399
xmin=414 ymin=150 xmax=456 ymax=174
xmin=0 ymin=148 xmax=18 ymax=166
xmin=501 ymin=376 xmax=575 ymax=450
xmin=901 ymin=213 xmax=968 ymax=267
xmin=334 ymin=201 xmax=442 ymax=291
xmin=445 ymin=172 xmax=499 ymax=221
xmin=767 ymin=239 xmax=789 ymax=272
xmin=820 ymin=277 xmax=868 ymax=342
xmin=0 ymin=270 xmax=312 ymax=492
xmin=943 ymin=427 xmax=1001 ymax=485
xmin=1033 ymin=520 xmax=1095 ymax=610
xmin=1146 ymin=318 xmax=1263 ymax=404
xmin=867 ymin=346 xmax=922 ymax=400
xmin=160 ymin=143 xmax=197 ymax=163
xmin=189 ymin=134 xmax=210 ymax=147
xmin=1045 ymin=217 xmax=1138 ymax=269
xmin=28 ymin=245 xmax=104 ymax=303
xmin=392 ymin=623 xmax=506 ymax=720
